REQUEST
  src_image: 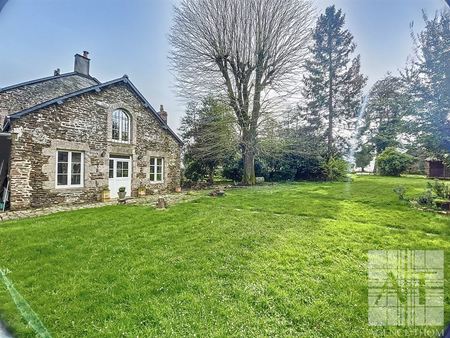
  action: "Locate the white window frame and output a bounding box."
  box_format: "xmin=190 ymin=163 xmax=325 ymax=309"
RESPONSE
xmin=55 ymin=150 xmax=84 ymax=188
xmin=149 ymin=157 xmax=164 ymax=183
xmin=112 ymin=109 xmax=131 ymax=143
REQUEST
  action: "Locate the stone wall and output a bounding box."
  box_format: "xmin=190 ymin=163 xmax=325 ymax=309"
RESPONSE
xmin=0 ymin=73 xmax=98 ymax=127
xmin=8 ymin=82 xmax=181 ymax=210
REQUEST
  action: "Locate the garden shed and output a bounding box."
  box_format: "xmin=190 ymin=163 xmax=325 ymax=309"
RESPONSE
xmin=426 ymin=159 xmax=450 ymax=179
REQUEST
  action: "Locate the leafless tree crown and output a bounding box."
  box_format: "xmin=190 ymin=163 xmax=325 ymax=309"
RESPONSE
xmin=169 ymin=0 xmax=314 ymax=105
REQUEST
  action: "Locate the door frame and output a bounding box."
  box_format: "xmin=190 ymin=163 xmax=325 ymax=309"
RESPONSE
xmin=108 ymin=155 xmax=132 ymax=198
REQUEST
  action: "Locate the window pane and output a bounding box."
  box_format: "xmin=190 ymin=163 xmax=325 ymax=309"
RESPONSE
xmin=157 ymin=158 xmax=162 ymax=166
xmin=58 ymin=163 xmax=68 ymax=174
xmin=116 ymin=162 xmax=123 ymax=178
xmin=57 ymin=174 xmax=68 ymax=186
xmin=122 ymin=169 xmax=129 ymax=178
xmin=112 ymin=110 xmax=130 ymax=142
xmin=156 ymin=173 xmax=162 ymax=181
xmin=150 ymin=173 xmax=155 ymax=181
xmin=58 ymin=151 xmax=68 ymax=162
xmin=72 ymin=163 xmax=81 ymax=174
xmin=112 ymin=127 xmax=119 ymax=140
xmin=71 ymin=152 xmax=81 ymax=163
xmin=109 ymin=160 xmax=114 ymax=178
xmin=71 ymin=174 xmax=81 ymax=185
xmin=150 ymin=158 xmax=155 ymax=166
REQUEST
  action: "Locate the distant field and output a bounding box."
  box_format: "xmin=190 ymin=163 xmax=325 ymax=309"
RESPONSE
xmin=0 ymin=176 xmax=448 ymax=337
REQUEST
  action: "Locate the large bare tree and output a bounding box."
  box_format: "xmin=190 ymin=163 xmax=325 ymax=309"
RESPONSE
xmin=169 ymin=0 xmax=314 ymax=184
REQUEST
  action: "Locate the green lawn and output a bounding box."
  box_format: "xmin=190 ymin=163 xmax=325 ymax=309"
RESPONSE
xmin=0 ymin=176 xmax=449 ymax=337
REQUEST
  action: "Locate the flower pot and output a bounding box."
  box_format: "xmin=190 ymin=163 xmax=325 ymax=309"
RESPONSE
xmin=101 ymin=189 xmax=110 ymax=202
xmin=118 ymin=191 xmax=126 ymax=200
xmin=138 ymin=187 xmax=146 ymax=197
xmin=175 ymin=187 xmax=182 ymax=193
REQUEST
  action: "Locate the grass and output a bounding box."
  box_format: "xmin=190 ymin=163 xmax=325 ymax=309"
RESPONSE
xmin=0 ymin=175 xmax=449 ymax=337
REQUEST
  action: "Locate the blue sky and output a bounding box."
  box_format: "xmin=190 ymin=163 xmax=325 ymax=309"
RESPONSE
xmin=0 ymin=0 xmax=447 ymax=130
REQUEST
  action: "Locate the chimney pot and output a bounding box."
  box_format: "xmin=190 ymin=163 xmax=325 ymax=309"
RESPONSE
xmin=54 ymin=68 xmax=61 ymax=76
xmin=74 ymin=51 xmax=90 ymax=76
xmin=159 ymin=105 xmax=168 ymax=124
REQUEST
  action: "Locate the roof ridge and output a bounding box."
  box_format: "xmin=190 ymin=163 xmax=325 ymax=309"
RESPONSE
xmin=7 ymin=76 xmax=183 ymax=145
xmin=0 ymin=72 xmax=101 ymax=93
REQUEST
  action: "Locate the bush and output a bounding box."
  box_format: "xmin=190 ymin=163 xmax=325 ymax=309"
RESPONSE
xmin=427 ymin=180 xmax=450 ymax=199
xmin=376 ymin=147 xmax=415 ymax=176
xmin=393 ymin=186 xmax=407 ymax=200
xmin=222 ymin=158 xmax=244 ymax=182
xmin=416 ymin=190 xmax=434 ymax=207
xmin=223 ymin=153 xmax=349 ymax=182
xmin=321 ymin=157 xmax=349 ymax=181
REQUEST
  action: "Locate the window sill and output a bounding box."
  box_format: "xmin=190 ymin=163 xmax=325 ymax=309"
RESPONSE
xmin=108 ymin=140 xmax=133 ymax=145
xmin=55 ymin=186 xmax=85 ymax=190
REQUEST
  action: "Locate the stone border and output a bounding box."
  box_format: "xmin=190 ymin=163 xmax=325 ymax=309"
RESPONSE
xmin=0 ymin=192 xmax=199 ymax=223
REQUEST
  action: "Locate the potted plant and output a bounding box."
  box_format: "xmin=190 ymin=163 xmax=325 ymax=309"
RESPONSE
xmin=101 ymin=186 xmax=110 ymax=202
xmin=138 ymin=186 xmax=146 ymax=197
xmin=118 ymin=187 xmax=127 ymax=200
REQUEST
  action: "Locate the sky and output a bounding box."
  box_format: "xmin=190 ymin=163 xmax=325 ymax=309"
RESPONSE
xmin=0 ymin=0 xmax=447 ymax=131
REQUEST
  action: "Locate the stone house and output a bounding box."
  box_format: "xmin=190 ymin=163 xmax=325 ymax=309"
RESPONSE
xmin=0 ymin=52 xmax=182 ymax=211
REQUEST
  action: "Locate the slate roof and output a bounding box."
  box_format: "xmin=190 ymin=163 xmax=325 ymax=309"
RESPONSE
xmin=0 ymin=72 xmax=101 ymax=116
xmin=5 ymin=75 xmax=183 ymax=145
xmin=0 ymin=71 xmax=100 ymax=93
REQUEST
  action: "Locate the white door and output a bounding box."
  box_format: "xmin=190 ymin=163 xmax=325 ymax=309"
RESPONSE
xmin=109 ymin=156 xmax=132 ymax=198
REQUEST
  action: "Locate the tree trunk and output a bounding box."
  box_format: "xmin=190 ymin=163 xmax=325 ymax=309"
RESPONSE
xmin=207 ymin=169 xmax=214 ymax=185
xmin=243 ymin=149 xmax=256 ymax=185
xmin=241 ymin=129 xmax=256 ymax=185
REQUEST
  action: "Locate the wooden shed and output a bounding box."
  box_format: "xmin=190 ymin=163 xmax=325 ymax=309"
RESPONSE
xmin=426 ymin=159 xmax=450 ymax=179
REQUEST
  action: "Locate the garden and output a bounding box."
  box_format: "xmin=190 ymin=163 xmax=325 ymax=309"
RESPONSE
xmin=0 ymin=175 xmax=449 ymax=337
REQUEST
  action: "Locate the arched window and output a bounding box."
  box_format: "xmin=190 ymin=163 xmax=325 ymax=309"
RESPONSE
xmin=112 ymin=109 xmax=130 ymax=143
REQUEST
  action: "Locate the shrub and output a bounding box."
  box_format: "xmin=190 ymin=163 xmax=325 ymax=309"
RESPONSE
xmin=427 ymin=180 xmax=450 ymax=199
xmin=393 ymin=186 xmax=407 ymax=200
xmin=222 ymin=158 xmax=244 ymax=182
xmin=223 ymin=153 xmax=349 ymax=182
xmin=416 ymin=190 xmax=434 ymax=207
xmin=376 ymin=147 xmax=415 ymax=176
xmin=321 ymin=157 xmax=349 ymax=181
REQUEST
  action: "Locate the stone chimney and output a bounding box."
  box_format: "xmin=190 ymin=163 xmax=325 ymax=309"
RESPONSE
xmin=74 ymin=51 xmax=90 ymax=76
xmin=159 ymin=105 xmax=168 ymax=123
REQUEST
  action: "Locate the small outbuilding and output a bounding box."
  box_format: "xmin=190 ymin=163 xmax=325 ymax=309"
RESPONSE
xmin=426 ymin=159 xmax=450 ymax=179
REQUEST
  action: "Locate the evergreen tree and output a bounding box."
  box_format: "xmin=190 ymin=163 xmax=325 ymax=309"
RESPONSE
xmin=180 ymin=97 xmax=238 ymax=183
xmin=408 ymin=10 xmax=450 ymax=164
xmin=302 ymin=5 xmax=367 ymax=158
xmin=361 ymin=75 xmax=415 ymax=153
xmin=354 ymin=145 xmax=373 ymax=172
